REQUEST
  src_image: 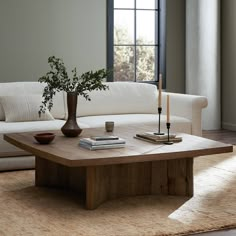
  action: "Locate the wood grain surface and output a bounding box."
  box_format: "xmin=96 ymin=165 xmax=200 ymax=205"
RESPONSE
xmin=3 ymin=125 xmax=233 ymax=209
xmin=4 ymin=125 xmax=233 ymax=167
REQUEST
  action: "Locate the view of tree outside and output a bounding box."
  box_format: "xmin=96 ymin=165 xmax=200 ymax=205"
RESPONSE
xmin=113 ymin=7 xmax=157 ymax=82
xmin=114 ymin=27 xmax=156 ymax=82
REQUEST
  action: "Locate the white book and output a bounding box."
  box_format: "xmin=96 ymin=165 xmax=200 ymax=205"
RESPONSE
xmin=79 ymin=142 xmax=125 ymax=150
xmin=79 ymin=137 xmax=126 ymax=146
xmin=90 ymin=135 xmax=119 ymax=141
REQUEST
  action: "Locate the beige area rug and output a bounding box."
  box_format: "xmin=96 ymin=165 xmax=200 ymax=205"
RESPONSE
xmin=0 ymin=150 xmax=236 ymax=236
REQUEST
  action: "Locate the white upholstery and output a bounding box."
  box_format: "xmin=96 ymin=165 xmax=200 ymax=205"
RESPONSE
xmin=0 ymin=156 xmax=35 ymax=171
xmin=0 ymin=120 xmax=65 ymax=134
xmin=0 ymin=82 xmax=65 ymax=120
xmin=79 ymin=114 xmax=192 ymax=134
xmin=0 ymin=95 xmax=54 ymax=122
xmin=161 ymin=92 xmax=208 ymax=136
xmin=0 ymin=81 xmax=208 ymax=171
xmin=0 ymin=82 xmax=24 ymax=120
xmin=77 ymin=82 xmax=158 ymax=117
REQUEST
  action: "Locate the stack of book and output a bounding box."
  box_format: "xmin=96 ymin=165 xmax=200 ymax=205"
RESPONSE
xmin=79 ymin=135 xmax=126 ymax=150
xmin=134 ymin=132 xmax=182 ymax=144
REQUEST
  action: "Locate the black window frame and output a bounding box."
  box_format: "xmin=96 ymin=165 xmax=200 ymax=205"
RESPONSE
xmin=107 ymin=0 xmax=166 ymax=87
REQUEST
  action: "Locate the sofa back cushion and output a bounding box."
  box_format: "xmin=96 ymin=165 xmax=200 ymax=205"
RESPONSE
xmin=0 ymin=82 xmax=65 ymax=120
xmin=77 ymin=82 xmax=158 ymax=117
xmin=0 ymin=95 xmax=54 ymax=122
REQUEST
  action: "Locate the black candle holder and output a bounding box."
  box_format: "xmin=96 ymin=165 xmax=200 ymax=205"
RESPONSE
xmin=164 ymin=122 xmax=174 ymax=145
xmin=154 ymin=107 xmax=165 ymax=135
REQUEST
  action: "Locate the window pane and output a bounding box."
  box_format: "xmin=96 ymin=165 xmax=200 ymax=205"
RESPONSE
xmin=136 ymin=0 xmax=156 ymax=9
xmin=114 ymin=0 xmax=134 ymax=9
xmin=114 ymin=46 xmax=135 ymax=81
xmin=136 ymin=46 xmax=155 ymax=81
xmin=114 ymin=10 xmax=134 ymax=45
xmin=136 ymin=10 xmax=156 ymax=44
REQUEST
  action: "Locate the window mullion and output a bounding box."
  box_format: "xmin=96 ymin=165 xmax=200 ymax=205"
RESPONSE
xmin=156 ymin=0 xmax=160 ymax=82
xmin=159 ymin=0 xmax=166 ymax=89
xmin=107 ymin=0 xmax=114 ymax=82
xmin=108 ymin=0 xmax=166 ymax=85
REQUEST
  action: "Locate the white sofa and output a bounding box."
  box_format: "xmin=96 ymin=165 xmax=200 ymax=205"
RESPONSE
xmin=0 ymin=81 xmax=208 ymax=171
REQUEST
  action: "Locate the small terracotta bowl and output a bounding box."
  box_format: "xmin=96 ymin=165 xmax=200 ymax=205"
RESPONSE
xmin=34 ymin=133 xmax=55 ymax=144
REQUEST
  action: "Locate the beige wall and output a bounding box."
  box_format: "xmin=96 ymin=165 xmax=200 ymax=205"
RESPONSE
xmin=222 ymin=0 xmax=236 ymax=130
xmin=166 ymin=0 xmax=186 ymax=93
xmin=0 ymin=0 xmax=186 ymax=93
xmin=0 ymin=0 xmax=106 ymax=82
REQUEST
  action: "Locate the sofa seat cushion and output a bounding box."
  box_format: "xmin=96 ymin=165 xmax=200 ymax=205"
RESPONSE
xmin=0 ymin=120 xmax=90 ymax=134
xmin=0 ymin=156 xmax=35 ymax=171
xmin=78 ymin=114 xmax=192 ymax=134
xmin=0 ymin=120 xmax=65 ymax=134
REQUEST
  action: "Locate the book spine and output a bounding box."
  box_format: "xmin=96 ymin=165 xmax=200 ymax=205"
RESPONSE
xmin=79 ymin=143 xmax=125 ymax=150
xmin=80 ymin=139 xmax=125 ymax=146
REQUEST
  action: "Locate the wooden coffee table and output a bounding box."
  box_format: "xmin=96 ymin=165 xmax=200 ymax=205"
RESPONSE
xmin=4 ymin=125 xmax=233 ymax=210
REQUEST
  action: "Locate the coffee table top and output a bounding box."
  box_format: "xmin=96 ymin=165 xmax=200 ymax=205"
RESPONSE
xmin=4 ymin=125 xmax=233 ymax=167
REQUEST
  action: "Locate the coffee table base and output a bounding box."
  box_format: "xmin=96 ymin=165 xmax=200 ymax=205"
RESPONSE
xmin=35 ymin=156 xmax=193 ymax=210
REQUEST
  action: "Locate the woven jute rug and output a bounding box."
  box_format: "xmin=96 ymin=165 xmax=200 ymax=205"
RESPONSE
xmin=0 ymin=149 xmax=236 ymax=236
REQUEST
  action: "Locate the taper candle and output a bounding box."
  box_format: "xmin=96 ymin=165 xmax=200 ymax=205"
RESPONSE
xmin=158 ymin=74 xmax=162 ymax=108
xmin=167 ymin=94 xmax=170 ymax=123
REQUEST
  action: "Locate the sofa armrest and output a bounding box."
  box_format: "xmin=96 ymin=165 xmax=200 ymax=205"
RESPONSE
xmin=162 ymin=92 xmax=208 ymax=136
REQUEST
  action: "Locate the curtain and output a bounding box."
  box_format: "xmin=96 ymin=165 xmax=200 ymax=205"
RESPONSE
xmin=186 ymin=0 xmax=221 ymax=130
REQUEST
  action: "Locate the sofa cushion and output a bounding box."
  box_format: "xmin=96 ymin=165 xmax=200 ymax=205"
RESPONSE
xmin=0 ymin=156 xmax=35 ymax=171
xmin=78 ymin=114 xmax=192 ymax=134
xmin=0 ymin=95 xmax=54 ymax=122
xmin=77 ymin=82 xmax=158 ymax=117
xmin=0 ymin=82 xmax=25 ymax=120
xmin=0 ymin=120 xmax=90 ymax=134
xmin=0 ymin=82 xmax=65 ymax=120
xmin=21 ymin=82 xmax=66 ymax=120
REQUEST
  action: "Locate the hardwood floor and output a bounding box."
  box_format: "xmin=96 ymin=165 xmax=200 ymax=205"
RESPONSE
xmin=193 ymin=129 xmax=236 ymax=236
xmin=203 ymin=129 xmax=236 ymax=144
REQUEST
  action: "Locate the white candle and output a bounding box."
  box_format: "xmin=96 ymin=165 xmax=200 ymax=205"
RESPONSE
xmin=167 ymin=95 xmax=170 ymax=123
xmin=158 ymin=74 xmax=162 ymax=108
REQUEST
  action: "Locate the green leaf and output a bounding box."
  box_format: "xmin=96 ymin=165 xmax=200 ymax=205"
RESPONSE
xmin=38 ymin=56 xmax=111 ymax=116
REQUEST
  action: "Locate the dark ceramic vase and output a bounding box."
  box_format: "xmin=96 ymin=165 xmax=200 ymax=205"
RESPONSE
xmin=61 ymin=92 xmax=82 ymax=137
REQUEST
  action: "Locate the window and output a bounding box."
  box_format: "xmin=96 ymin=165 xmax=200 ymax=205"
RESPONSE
xmin=107 ymin=0 xmax=166 ymax=86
